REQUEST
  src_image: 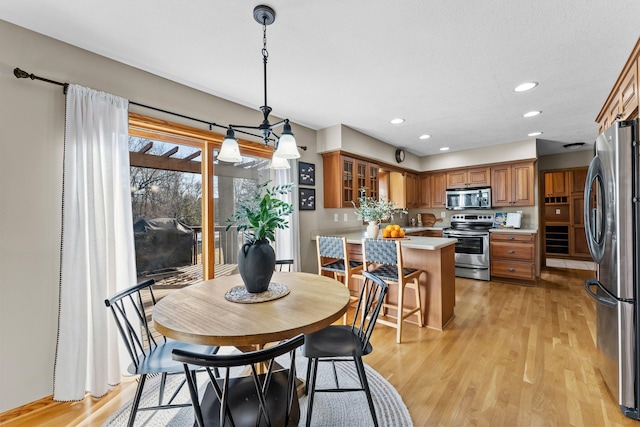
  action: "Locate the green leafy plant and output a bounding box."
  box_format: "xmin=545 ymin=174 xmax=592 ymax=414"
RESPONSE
xmin=226 ymin=181 xmax=295 ymax=244
xmin=352 ymin=187 xmax=407 ymax=222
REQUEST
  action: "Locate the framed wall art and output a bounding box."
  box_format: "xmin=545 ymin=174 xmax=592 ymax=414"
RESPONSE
xmin=299 ymin=188 xmax=316 ymax=211
xmin=298 ymin=161 xmax=315 ymax=186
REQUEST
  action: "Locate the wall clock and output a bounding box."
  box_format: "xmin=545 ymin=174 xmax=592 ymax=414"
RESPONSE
xmin=395 ymin=148 xmax=405 ymax=163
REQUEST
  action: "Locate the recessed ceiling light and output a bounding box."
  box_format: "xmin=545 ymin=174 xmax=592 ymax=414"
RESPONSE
xmin=523 ymin=110 xmax=542 ymax=118
xmin=528 ymin=131 xmax=543 ymax=137
xmin=514 ymin=82 xmax=538 ymax=92
xmin=390 ymin=118 xmax=405 ymax=124
xmin=439 ymin=147 xmax=450 ymax=151
xmin=419 ymin=134 xmax=431 ymax=140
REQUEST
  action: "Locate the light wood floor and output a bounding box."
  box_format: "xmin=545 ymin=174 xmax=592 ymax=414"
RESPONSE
xmin=1 ymin=267 xmax=637 ymax=426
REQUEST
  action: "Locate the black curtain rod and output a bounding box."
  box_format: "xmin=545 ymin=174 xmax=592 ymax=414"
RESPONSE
xmin=12 ymin=67 xmax=227 ymax=131
xmin=12 ymin=66 xmax=307 ymax=150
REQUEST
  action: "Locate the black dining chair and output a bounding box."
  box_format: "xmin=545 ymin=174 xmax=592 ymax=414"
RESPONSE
xmin=173 ymin=334 xmax=304 ymax=427
xmin=302 ymin=271 xmax=389 ymax=427
xmin=105 ymin=278 xmax=219 ymax=427
xmin=275 ymin=259 xmax=294 ymax=271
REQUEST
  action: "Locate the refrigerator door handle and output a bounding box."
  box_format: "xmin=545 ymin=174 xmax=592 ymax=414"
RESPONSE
xmin=584 ymin=155 xmax=606 ymax=263
xmin=585 ymin=277 xmax=634 ymax=307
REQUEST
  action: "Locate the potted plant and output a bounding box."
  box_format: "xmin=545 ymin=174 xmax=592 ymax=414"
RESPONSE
xmin=352 ymin=187 xmax=407 ymax=238
xmin=226 ymin=181 xmax=295 ymax=293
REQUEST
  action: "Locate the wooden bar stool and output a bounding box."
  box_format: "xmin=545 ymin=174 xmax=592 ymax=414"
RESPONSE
xmin=316 ymin=235 xmax=363 ymax=324
xmin=362 ymin=238 xmax=424 ymax=343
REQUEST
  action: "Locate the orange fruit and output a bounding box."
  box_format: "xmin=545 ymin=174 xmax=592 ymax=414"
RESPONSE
xmin=393 ymin=224 xmax=401 ymax=231
xmin=399 ymin=229 xmax=405 ymax=237
xmin=382 ymin=229 xmax=391 ymax=238
xmin=390 ymin=230 xmax=399 ymax=238
xmin=385 ymin=224 xmax=393 ymax=231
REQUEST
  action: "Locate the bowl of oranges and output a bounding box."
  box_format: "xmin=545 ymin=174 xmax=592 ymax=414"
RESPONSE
xmin=381 ymin=224 xmax=406 ymax=239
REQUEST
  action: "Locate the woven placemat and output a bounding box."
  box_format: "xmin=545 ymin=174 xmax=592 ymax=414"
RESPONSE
xmin=224 ymin=282 xmax=290 ymax=304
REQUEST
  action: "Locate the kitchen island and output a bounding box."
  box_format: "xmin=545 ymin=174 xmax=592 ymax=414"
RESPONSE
xmin=314 ymin=230 xmax=457 ymax=331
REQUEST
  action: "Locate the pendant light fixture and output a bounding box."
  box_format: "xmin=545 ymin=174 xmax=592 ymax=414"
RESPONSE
xmin=217 ymin=5 xmax=300 ymax=168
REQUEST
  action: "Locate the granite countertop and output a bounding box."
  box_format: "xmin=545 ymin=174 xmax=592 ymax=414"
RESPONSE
xmin=314 ymin=230 xmax=456 ymax=250
xmin=489 ymin=227 xmax=538 ymax=234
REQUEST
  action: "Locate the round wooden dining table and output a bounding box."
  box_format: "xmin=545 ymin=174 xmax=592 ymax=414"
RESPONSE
xmin=153 ymin=271 xmax=351 ymax=348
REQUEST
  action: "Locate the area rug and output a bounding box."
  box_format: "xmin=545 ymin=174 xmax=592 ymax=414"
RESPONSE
xmin=103 ymin=348 xmax=413 ymax=426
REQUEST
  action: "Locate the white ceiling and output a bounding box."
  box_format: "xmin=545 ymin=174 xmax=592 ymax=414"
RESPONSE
xmin=2 ymin=1 xmax=639 ymax=156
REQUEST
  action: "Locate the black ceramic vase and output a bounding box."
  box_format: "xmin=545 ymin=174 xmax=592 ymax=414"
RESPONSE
xmin=237 ymin=239 xmax=276 ymax=293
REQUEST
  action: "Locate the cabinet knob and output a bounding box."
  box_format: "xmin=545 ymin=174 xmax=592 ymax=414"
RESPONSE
xmin=507 ymin=268 xmax=516 ymax=272
xmin=508 ymin=237 xmax=515 ymax=240
xmin=507 ymin=250 xmax=515 ymax=254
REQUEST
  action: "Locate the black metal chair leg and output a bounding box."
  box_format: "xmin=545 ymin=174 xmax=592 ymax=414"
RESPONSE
xmin=158 ymin=372 xmax=168 ymax=405
xmin=306 ymin=358 xmax=319 ymax=427
xmin=128 ymin=374 xmax=147 ymax=427
xmin=305 ymin=358 xmax=311 ymax=395
xmin=183 ymin=366 xmax=205 ymax=427
xmin=354 ymin=356 xmax=378 ymax=427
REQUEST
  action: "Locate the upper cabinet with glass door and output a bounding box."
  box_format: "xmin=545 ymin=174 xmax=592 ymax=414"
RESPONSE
xmin=322 ymin=151 xmax=379 ymax=208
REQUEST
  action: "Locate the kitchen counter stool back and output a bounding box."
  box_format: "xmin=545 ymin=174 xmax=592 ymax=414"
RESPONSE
xmin=275 ymin=259 xmax=294 ymax=271
xmin=316 ymin=235 xmax=363 ymax=324
xmin=362 ymin=238 xmax=424 ymax=343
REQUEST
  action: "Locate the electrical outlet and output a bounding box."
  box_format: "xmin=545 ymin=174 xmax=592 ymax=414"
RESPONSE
xmin=556 ymin=209 xmax=561 ymax=215
xmin=343 ymin=213 xmax=348 ymax=222
xmin=334 ymin=214 xmax=339 ymax=222
xmin=440 ymin=211 xmax=446 ymax=218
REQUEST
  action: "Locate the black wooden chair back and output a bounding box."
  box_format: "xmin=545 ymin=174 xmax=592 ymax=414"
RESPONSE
xmin=302 ymin=271 xmax=388 ymax=426
xmin=105 ymin=279 xmax=218 ymax=426
xmin=173 ymin=334 xmax=304 ymax=427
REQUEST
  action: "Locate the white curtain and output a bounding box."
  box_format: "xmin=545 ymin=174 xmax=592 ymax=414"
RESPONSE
xmin=274 ymin=160 xmax=300 ymax=270
xmin=53 ymin=85 xmax=136 ymax=401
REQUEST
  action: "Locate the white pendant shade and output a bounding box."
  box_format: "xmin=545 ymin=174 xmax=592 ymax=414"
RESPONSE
xmin=274 ymin=133 xmax=300 ymax=159
xmin=217 ymin=135 xmax=242 ymax=163
xmin=269 ymin=155 xmax=290 ymax=169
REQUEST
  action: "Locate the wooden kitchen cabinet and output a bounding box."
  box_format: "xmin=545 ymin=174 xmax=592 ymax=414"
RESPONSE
xmin=405 ymin=172 xmax=419 ymax=209
xmin=490 ymin=232 xmax=536 ymax=284
xmin=406 ymin=229 xmax=443 ymax=237
xmin=418 ymin=174 xmax=431 ymax=208
xmin=322 ymin=152 xmax=378 ymax=208
xmin=446 ymin=166 xmax=491 ymax=189
xmin=570 ymin=194 xmax=590 ymax=258
xmin=543 ymin=170 xmax=569 ymax=200
xmin=430 ymin=172 xmax=447 ymax=208
xmin=491 ymin=161 xmax=535 ymax=207
xmin=542 ymin=167 xmax=591 ymax=260
xmin=596 ymin=39 xmax=639 ymax=133
xmin=387 ymin=171 xmax=419 ymax=209
xmin=571 ymin=167 xmax=588 ymax=194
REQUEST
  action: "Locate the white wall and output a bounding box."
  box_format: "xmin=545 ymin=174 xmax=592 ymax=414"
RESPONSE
xmin=420 ymin=139 xmax=537 ymax=171
xmin=538 ymin=149 xmax=593 ymax=171
xmin=318 ymin=124 xmax=422 ymax=171
xmin=0 ymin=19 xmax=325 ymax=411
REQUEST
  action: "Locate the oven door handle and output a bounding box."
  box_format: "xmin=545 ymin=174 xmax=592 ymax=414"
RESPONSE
xmin=444 ymin=232 xmax=488 ymax=238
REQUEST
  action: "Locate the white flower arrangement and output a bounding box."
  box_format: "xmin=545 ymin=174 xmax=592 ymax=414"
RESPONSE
xmin=352 ymin=187 xmax=407 ymax=223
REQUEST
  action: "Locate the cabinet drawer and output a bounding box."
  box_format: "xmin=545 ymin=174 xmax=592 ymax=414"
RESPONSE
xmin=490 ymin=242 xmax=534 ymax=261
xmin=491 ymin=260 xmax=535 ymax=280
xmin=490 ymin=233 xmax=534 ymax=243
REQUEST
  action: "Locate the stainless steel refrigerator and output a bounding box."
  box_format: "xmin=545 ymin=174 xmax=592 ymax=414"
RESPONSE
xmin=584 ymin=118 xmax=639 ymax=419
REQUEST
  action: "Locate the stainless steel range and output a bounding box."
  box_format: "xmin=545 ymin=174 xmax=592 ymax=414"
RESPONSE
xmin=442 ymin=213 xmax=494 ymax=281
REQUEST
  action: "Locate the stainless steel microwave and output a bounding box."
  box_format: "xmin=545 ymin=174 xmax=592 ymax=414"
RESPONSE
xmin=446 ymin=187 xmax=492 ymax=210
